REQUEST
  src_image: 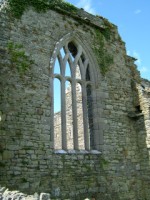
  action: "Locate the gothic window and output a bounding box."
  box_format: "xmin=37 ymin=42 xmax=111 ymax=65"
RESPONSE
xmin=52 ymin=40 xmax=94 ymax=151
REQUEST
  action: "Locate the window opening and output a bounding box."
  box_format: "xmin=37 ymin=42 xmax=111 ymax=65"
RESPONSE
xmin=54 ymin=78 xmax=61 ymax=113
xmin=60 ymin=47 xmax=65 ymax=59
xmin=68 ymin=42 xmax=77 ymax=58
xmin=65 ymin=61 xmax=71 ymax=77
xmin=76 ymin=65 xmax=81 ymax=79
xmin=81 ymin=53 xmax=85 ymax=63
xmin=54 ymin=78 xmax=62 ymax=149
xmin=86 ymin=84 xmax=94 ymax=149
xmin=76 ymin=83 xmax=84 ymax=149
xmin=54 ymin=58 xmax=60 ymax=74
xmin=53 ymin=40 xmax=94 ymax=151
xmin=66 ymin=81 xmax=74 ymax=149
xmin=86 ymin=65 xmax=90 ymax=81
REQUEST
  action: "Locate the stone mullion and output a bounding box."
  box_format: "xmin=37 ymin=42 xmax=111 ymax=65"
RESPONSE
xmin=78 ymin=58 xmax=84 ymax=79
xmin=61 ymin=77 xmax=67 ymax=150
xmin=63 ymin=53 xmax=69 ymax=67
xmin=72 ymin=79 xmax=79 ymax=150
xmin=60 ymin=49 xmax=67 ymax=150
xmin=74 ymin=46 xmax=82 ymax=66
xmin=58 ymin=52 xmax=64 ymax=75
xmin=82 ymin=84 xmax=90 ymax=150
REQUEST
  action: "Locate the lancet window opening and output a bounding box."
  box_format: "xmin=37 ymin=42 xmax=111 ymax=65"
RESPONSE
xmin=52 ymin=40 xmax=94 ymax=150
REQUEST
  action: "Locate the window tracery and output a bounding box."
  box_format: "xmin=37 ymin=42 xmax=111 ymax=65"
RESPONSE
xmin=52 ymin=40 xmax=94 ymax=150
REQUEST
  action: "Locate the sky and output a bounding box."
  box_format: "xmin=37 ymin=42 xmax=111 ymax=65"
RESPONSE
xmin=66 ymin=0 xmax=150 ymax=80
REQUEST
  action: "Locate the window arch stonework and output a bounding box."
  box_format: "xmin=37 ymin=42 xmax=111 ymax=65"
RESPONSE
xmin=50 ymin=33 xmax=101 ymax=151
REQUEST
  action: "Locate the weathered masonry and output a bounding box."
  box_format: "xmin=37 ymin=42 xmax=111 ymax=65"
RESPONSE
xmin=0 ymin=1 xmax=150 ymax=199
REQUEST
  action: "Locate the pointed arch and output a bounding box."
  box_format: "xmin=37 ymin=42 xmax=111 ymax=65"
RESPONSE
xmin=50 ymin=32 xmax=100 ymax=151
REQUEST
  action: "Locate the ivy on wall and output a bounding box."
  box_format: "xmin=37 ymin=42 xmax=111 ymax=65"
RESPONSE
xmin=94 ymin=28 xmax=114 ymax=75
xmin=6 ymin=0 xmax=77 ymax=18
xmin=5 ymin=0 xmax=114 ymax=76
xmin=7 ymin=41 xmax=34 ymax=75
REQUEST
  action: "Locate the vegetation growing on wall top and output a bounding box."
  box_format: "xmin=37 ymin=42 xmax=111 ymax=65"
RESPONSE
xmin=94 ymin=29 xmax=114 ymax=75
xmin=6 ymin=0 xmax=77 ymax=18
xmin=7 ymin=41 xmax=34 ymax=75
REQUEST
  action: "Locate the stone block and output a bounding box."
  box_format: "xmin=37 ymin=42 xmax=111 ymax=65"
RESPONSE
xmin=2 ymin=151 xmax=13 ymax=160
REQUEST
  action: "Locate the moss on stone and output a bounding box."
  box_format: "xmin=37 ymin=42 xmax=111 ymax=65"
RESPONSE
xmin=7 ymin=41 xmax=34 ymax=75
xmin=99 ymin=156 xmax=109 ymax=169
xmin=5 ymin=0 xmax=78 ymax=19
xmin=93 ymin=29 xmax=114 ymax=75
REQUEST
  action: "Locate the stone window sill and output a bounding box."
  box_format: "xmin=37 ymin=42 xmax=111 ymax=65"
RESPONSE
xmin=54 ymin=149 xmax=102 ymax=155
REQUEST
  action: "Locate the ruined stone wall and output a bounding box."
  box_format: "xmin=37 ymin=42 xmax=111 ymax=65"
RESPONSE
xmin=136 ymin=79 xmax=150 ymax=198
xmin=0 ymin=4 xmax=150 ymax=200
xmin=137 ymin=79 xmax=150 ymax=148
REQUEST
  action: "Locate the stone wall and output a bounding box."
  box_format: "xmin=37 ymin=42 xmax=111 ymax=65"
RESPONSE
xmin=0 ymin=3 xmax=150 ymax=200
xmin=137 ymin=79 xmax=150 ymax=148
xmin=136 ymin=79 xmax=150 ymax=198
